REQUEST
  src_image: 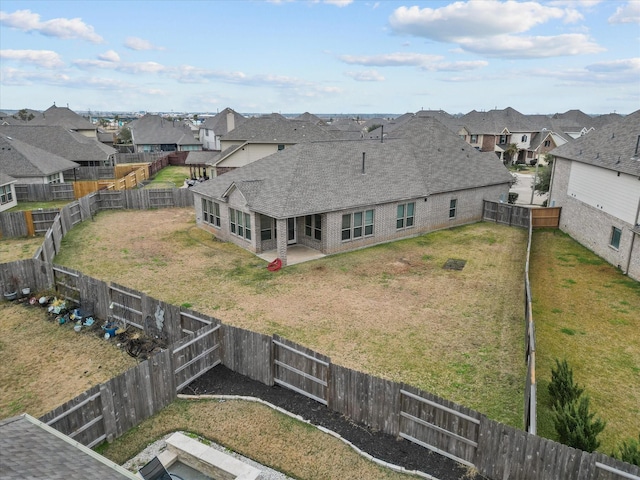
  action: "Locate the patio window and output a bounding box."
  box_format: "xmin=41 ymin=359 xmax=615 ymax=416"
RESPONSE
xmin=470 ymin=135 xmax=478 ymax=144
xmin=229 ymin=208 xmax=251 ymax=241
xmin=260 ymin=214 xmax=274 ymax=241
xmin=47 ymin=173 xmax=61 ymax=184
xmin=396 ymin=203 xmax=414 ymax=229
xmin=305 ymin=214 xmax=322 ymax=241
xmin=449 ymin=199 xmax=457 ymax=219
xmin=0 ymin=185 xmax=13 ymax=204
xmin=202 ymin=199 xmax=220 ymax=227
xmin=610 ymin=227 xmax=622 ymax=249
xmin=342 ymin=210 xmax=374 ymax=241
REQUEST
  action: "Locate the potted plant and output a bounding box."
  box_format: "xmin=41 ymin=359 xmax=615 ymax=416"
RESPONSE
xmin=3 ymin=276 xmax=19 ymax=301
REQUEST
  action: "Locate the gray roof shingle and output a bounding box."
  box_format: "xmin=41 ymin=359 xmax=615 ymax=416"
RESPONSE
xmin=128 ymin=114 xmax=202 ymax=146
xmin=28 ymin=105 xmax=96 ymax=131
xmin=550 ymin=109 xmax=640 ymax=176
xmin=0 ymin=133 xmax=79 ymax=177
xmin=0 ymin=414 xmax=137 ymax=479
xmin=192 ymin=117 xmax=512 ymax=218
xmin=221 ymin=116 xmax=337 ymax=144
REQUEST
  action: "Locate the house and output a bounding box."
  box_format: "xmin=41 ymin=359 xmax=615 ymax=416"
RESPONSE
xmin=0 ymin=132 xmax=79 ymax=184
xmin=0 ymin=413 xmax=138 ymax=479
xmin=548 ymin=110 xmax=640 ymax=281
xmin=0 ymin=172 xmax=17 ymax=212
xmin=208 ymin=115 xmax=338 ymax=177
xmin=198 ymin=108 xmax=246 ymax=151
xmin=0 ymin=125 xmax=116 ymax=167
xmin=190 ymin=117 xmax=513 ymax=266
xmin=457 ymin=107 xmax=538 ymax=164
xmin=127 ymin=114 xmax=202 ymax=153
xmin=28 ymin=104 xmax=97 ymax=138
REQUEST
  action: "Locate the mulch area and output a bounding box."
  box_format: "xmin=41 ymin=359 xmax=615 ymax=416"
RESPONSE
xmin=182 ymin=365 xmax=486 ymax=480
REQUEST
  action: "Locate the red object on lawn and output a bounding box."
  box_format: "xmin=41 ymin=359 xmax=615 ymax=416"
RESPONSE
xmin=267 ymin=258 xmax=282 ymax=271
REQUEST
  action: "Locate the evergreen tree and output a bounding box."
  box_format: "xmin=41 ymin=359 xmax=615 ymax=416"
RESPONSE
xmin=613 ymin=434 xmax=640 ymax=466
xmin=548 ymin=358 xmax=584 ymax=408
xmin=552 ymin=395 xmax=606 ymax=452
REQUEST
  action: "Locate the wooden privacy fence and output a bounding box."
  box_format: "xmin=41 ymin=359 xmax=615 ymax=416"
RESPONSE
xmin=483 ymin=201 xmax=561 ymax=229
xmin=14 ymin=183 xmax=75 ymax=202
xmin=523 ymin=213 xmax=537 ymax=436
xmin=1 ymin=257 xmax=636 ymax=480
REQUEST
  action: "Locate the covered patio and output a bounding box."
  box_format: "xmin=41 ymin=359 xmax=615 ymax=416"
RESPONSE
xmin=257 ymin=244 xmax=325 ymax=266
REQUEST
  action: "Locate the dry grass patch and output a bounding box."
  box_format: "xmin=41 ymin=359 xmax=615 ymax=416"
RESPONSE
xmin=98 ymin=398 xmax=419 ymax=479
xmin=530 ymin=229 xmax=640 ymax=453
xmin=0 ymin=301 xmax=139 ymax=419
xmin=54 ymin=208 xmax=527 ymax=427
xmin=0 ymin=236 xmax=44 ymax=263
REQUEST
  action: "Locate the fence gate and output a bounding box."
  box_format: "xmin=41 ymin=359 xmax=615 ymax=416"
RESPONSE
xmin=273 ymin=335 xmax=330 ymax=405
xmin=399 ymin=388 xmax=480 ymax=468
xmin=173 ymin=324 xmax=221 ymax=392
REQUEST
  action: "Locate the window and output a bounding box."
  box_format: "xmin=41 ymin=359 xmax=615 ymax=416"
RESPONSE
xmin=499 ymin=135 xmax=508 ymax=144
xmin=449 ymin=199 xmax=457 ymax=219
xmin=470 ymin=135 xmax=478 ymax=144
xmin=305 ymin=214 xmax=322 ymax=241
xmin=229 ymin=208 xmax=251 ymax=240
xmin=202 ymin=199 xmax=220 ymax=227
xmin=0 ymin=185 xmax=13 ymax=205
xmin=544 ymin=140 xmax=551 ymax=147
xmin=278 ymin=144 xmax=285 ymax=151
xmin=260 ymin=214 xmax=274 ymax=241
xmin=521 ymin=135 xmax=528 ymax=142
xmin=47 ymin=173 xmax=61 ymax=184
xmin=610 ymin=227 xmax=622 ymax=249
xmin=396 ymin=203 xmax=415 ymax=229
xmin=342 ymin=210 xmax=374 ymax=241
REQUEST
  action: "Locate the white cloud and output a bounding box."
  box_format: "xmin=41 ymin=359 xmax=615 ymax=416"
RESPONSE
xmin=318 ymin=0 xmax=354 ymax=6
xmin=609 ymin=1 xmax=640 ymax=24
xmin=0 ymin=67 xmax=72 ymax=86
xmin=0 ymin=49 xmax=64 ymax=68
xmin=124 ymin=37 xmax=165 ymax=51
xmin=530 ymin=57 xmax=640 ymax=84
xmin=388 ymin=1 xmax=601 ymax=59
xmin=0 ymin=9 xmax=103 ymax=43
xmin=98 ymin=50 xmax=120 ymax=62
xmin=345 ymin=70 xmax=385 ymax=81
xmin=338 ymin=52 xmax=443 ymax=67
xmin=427 ymin=60 xmax=489 ymax=72
xmin=459 ymin=33 xmax=604 ymax=58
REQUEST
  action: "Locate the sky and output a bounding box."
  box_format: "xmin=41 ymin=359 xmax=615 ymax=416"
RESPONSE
xmin=0 ymin=0 xmax=639 ymax=116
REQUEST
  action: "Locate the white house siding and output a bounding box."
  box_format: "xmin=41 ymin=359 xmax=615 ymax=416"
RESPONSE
xmin=199 ymin=128 xmax=219 ymax=150
xmin=550 ymin=157 xmax=639 ymax=275
xmin=217 ymin=144 xmax=281 ymax=169
xmin=567 ymin=161 xmax=639 ymax=224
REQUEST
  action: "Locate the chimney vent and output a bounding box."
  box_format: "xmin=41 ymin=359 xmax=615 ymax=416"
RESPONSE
xmin=362 ymin=152 xmax=366 ymax=174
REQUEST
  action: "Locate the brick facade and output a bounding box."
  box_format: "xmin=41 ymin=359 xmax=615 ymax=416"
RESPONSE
xmin=550 ymin=157 xmax=640 ymax=280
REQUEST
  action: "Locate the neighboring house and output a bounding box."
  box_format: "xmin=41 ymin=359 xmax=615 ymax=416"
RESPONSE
xmin=0 ymin=414 xmax=138 ymax=479
xmin=191 ymin=117 xmax=513 ymax=266
xmin=199 ymin=108 xmax=246 ymax=151
xmin=548 ymin=110 xmax=640 ymax=281
xmin=0 ymin=125 xmax=116 ymax=167
xmin=0 ymin=133 xmax=79 ymax=184
xmin=0 ymin=172 xmax=17 ymax=212
xmin=28 ymin=104 xmax=97 ymax=138
xmin=128 ymin=114 xmax=202 ymax=153
xmin=457 ymin=107 xmax=537 ymax=164
xmin=209 ymin=115 xmax=337 ymax=176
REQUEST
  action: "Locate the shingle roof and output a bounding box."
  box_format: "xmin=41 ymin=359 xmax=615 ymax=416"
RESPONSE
xmin=0 ymin=172 xmax=17 ymax=185
xmin=0 ymin=133 xmax=79 ymax=177
xmin=200 ymin=108 xmax=247 ymax=134
xmin=459 ymin=107 xmax=536 ymax=134
xmin=0 ymin=125 xmax=116 ymax=162
xmin=192 ymin=116 xmax=512 ymax=218
xmin=550 ymin=110 xmax=640 ymax=176
xmin=185 ymin=150 xmax=220 ymax=165
xmin=128 ymin=114 xmax=202 ymax=146
xmin=0 ymin=414 xmax=137 ymax=479
xmin=221 ymin=116 xmax=337 ymax=143
xmin=28 ymin=105 xmax=95 ymax=131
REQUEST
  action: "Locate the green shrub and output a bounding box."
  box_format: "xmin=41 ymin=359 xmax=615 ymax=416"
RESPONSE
xmin=548 ymin=358 xmax=584 ymax=408
xmin=552 ymin=395 xmax=606 ymax=452
xmin=613 ymin=434 xmax=640 ymax=466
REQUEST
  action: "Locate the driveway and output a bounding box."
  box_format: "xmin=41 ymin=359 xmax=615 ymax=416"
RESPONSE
xmin=510 ymin=172 xmax=548 ymax=206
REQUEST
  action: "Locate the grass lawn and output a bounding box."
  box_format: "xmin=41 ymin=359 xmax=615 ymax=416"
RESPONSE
xmin=0 ymin=235 xmax=45 ymax=263
xmin=530 ymin=229 xmax=640 ymax=453
xmin=97 ymin=399 xmax=419 ymax=479
xmin=5 ymin=200 xmax=71 ymax=212
xmin=53 ymin=208 xmax=527 ymax=427
xmin=144 ymin=166 xmax=191 ymax=188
